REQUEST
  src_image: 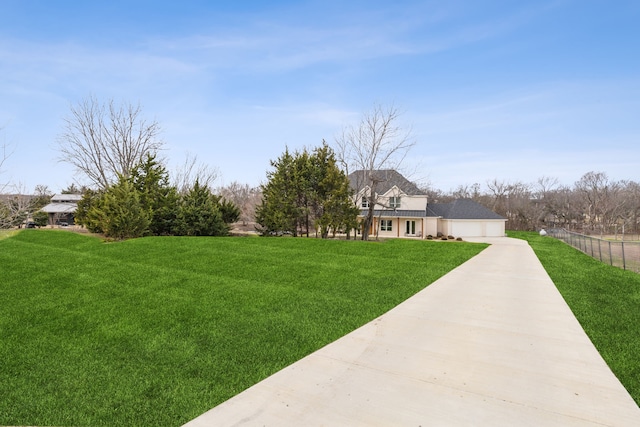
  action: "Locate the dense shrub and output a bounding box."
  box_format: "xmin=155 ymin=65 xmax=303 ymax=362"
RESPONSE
xmin=74 ymin=156 xmax=239 ymax=239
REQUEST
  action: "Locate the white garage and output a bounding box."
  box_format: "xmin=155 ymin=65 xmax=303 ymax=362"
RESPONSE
xmin=427 ymin=199 xmax=506 ymax=238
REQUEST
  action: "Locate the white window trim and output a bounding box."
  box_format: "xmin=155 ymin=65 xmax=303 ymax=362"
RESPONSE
xmin=380 ymin=219 xmax=393 ymax=231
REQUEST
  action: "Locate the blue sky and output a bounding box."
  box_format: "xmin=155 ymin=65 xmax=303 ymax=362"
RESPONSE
xmin=1 ymin=0 xmax=638 ymax=193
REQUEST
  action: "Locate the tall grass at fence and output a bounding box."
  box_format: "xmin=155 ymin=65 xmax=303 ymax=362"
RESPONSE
xmin=0 ymin=229 xmax=486 ymax=427
xmin=510 ymin=231 xmax=640 ymax=406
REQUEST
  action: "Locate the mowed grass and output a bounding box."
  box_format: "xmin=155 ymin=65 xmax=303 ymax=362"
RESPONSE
xmin=0 ymin=230 xmax=486 ymax=426
xmin=509 ymin=231 xmax=640 ymax=406
xmin=0 ymin=229 xmax=18 ymax=240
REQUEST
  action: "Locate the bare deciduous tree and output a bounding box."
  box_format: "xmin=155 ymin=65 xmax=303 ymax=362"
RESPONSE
xmin=486 ymin=179 xmax=509 ymax=215
xmin=0 ymin=128 xmax=29 ymax=229
xmin=451 ymin=183 xmax=482 ymax=201
xmin=217 ymin=181 xmax=262 ymax=226
xmin=57 ymin=96 xmax=163 ymax=189
xmin=335 ymin=104 xmax=415 ymax=240
xmin=0 ymin=184 xmax=32 ymax=229
xmin=505 ymin=181 xmax=533 ymax=230
xmin=173 ymin=152 xmax=220 ymax=194
xmin=1 ymin=127 xmax=12 ymax=193
xmin=618 ymin=180 xmax=640 ymax=238
xmin=532 ymin=176 xmax=560 ymax=228
xmin=575 ymin=171 xmax=626 ymax=235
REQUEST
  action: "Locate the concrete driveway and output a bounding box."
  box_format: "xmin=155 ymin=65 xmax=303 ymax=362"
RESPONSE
xmin=183 ymin=237 xmax=640 ymax=426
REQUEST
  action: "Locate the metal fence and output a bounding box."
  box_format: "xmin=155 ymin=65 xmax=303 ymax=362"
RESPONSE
xmin=548 ymin=229 xmax=640 ymax=273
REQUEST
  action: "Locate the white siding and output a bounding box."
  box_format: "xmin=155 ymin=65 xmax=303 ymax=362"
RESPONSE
xmin=372 ymin=216 xmax=433 ymax=239
xmin=401 ymin=195 xmax=428 ymax=210
xmin=424 ymin=217 xmax=438 ymax=237
xmin=485 ymin=220 xmax=506 ymax=237
xmin=374 ymin=195 xmax=427 ymax=211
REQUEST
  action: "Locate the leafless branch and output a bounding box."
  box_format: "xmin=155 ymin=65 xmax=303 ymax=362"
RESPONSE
xmin=333 ymin=103 xmax=416 ymax=239
xmin=173 ymin=152 xmax=220 ymax=194
xmin=0 ymin=183 xmax=34 ymax=229
xmin=216 ymin=181 xmax=262 ymax=225
xmin=56 ymin=96 xmax=163 ymax=189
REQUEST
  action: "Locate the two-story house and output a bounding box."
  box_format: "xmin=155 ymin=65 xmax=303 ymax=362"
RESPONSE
xmin=349 ymin=170 xmax=506 ymax=238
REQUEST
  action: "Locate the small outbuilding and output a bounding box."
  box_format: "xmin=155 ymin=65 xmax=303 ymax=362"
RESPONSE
xmin=40 ymin=194 xmax=82 ymax=226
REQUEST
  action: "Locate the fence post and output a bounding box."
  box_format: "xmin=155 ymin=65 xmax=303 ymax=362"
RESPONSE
xmin=598 ymin=239 xmax=602 ymax=262
xmin=609 ymin=241 xmax=613 ymax=266
xmin=621 ymin=241 xmax=626 ymax=270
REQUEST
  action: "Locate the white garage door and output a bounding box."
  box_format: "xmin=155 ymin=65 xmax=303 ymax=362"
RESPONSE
xmin=451 ymin=221 xmax=484 ymax=237
xmin=450 ymin=220 xmax=505 ymax=237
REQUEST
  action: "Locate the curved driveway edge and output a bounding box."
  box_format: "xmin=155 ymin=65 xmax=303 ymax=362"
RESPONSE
xmin=183 ymin=237 xmax=640 ymax=426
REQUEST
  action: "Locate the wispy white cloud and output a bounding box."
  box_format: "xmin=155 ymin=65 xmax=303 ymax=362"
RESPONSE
xmin=1 ymin=0 xmax=638 ymax=192
xmin=1 ymin=40 xmax=199 ymax=85
xmin=139 ymin=1 xmax=551 ymax=73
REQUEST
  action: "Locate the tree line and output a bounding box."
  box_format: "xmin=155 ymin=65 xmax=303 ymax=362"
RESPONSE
xmin=3 ymin=100 xmax=638 ymax=239
xmin=429 ymin=172 xmax=640 ymax=237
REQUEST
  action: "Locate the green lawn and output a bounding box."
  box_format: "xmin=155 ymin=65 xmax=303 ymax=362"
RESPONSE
xmin=0 ymin=230 xmax=486 ymax=426
xmin=509 ymin=231 xmax=640 ymax=406
xmin=0 ymin=229 xmax=18 ymax=240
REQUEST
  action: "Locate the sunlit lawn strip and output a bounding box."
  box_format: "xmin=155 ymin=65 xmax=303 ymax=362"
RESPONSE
xmin=0 ymin=230 xmax=486 ymax=426
xmin=509 ymin=231 xmax=640 ymax=406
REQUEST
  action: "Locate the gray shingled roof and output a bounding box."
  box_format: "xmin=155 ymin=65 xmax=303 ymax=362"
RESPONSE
xmin=348 ymin=170 xmax=425 ymax=196
xmin=361 ymin=209 xmax=428 ymax=218
xmin=51 ymin=194 xmax=82 ymax=203
xmin=427 ymin=199 xmax=505 ymax=220
xmin=41 ymin=203 xmax=77 ymax=214
xmin=41 ymin=194 xmax=81 ymax=214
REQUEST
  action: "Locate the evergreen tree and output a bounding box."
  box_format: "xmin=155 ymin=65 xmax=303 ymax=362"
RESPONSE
xmin=255 ymin=148 xmax=300 ymax=236
xmin=176 ymin=180 xmax=229 ymax=236
xmin=212 ymin=195 xmax=241 ymax=225
xmin=130 ymin=153 xmax=179 ymax=235
xmin=99 ymin=177 xmax=151 ymax=239
xmin=256 ymin=143 xmax=357 ymax=238
xmin=75 ymin=188 xmax=105 ymax=233
xmin=292 ymin=150 xmax=313 ymax=236
xmin=32 ymin=210 xmax=49 ymax=227
xmin=310 ymin=142 xmax=359 ymax=238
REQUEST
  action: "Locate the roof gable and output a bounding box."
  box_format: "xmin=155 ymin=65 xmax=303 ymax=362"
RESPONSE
xmin=348 ymin=170 xmax=425 ymax=196
xmin=380 ymin=185 xmax=406 ymax=198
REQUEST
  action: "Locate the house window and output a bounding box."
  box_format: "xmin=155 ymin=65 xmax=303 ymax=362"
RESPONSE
xmin=389 ymin=196 xmax=401 ymax=209
xmin=361 ymin=197 xmax=369 ymax=208
xmin=406 ymin=220 xmax=416 ymax=235
xmin=380 ymin=219 xmax=393 ymax=232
